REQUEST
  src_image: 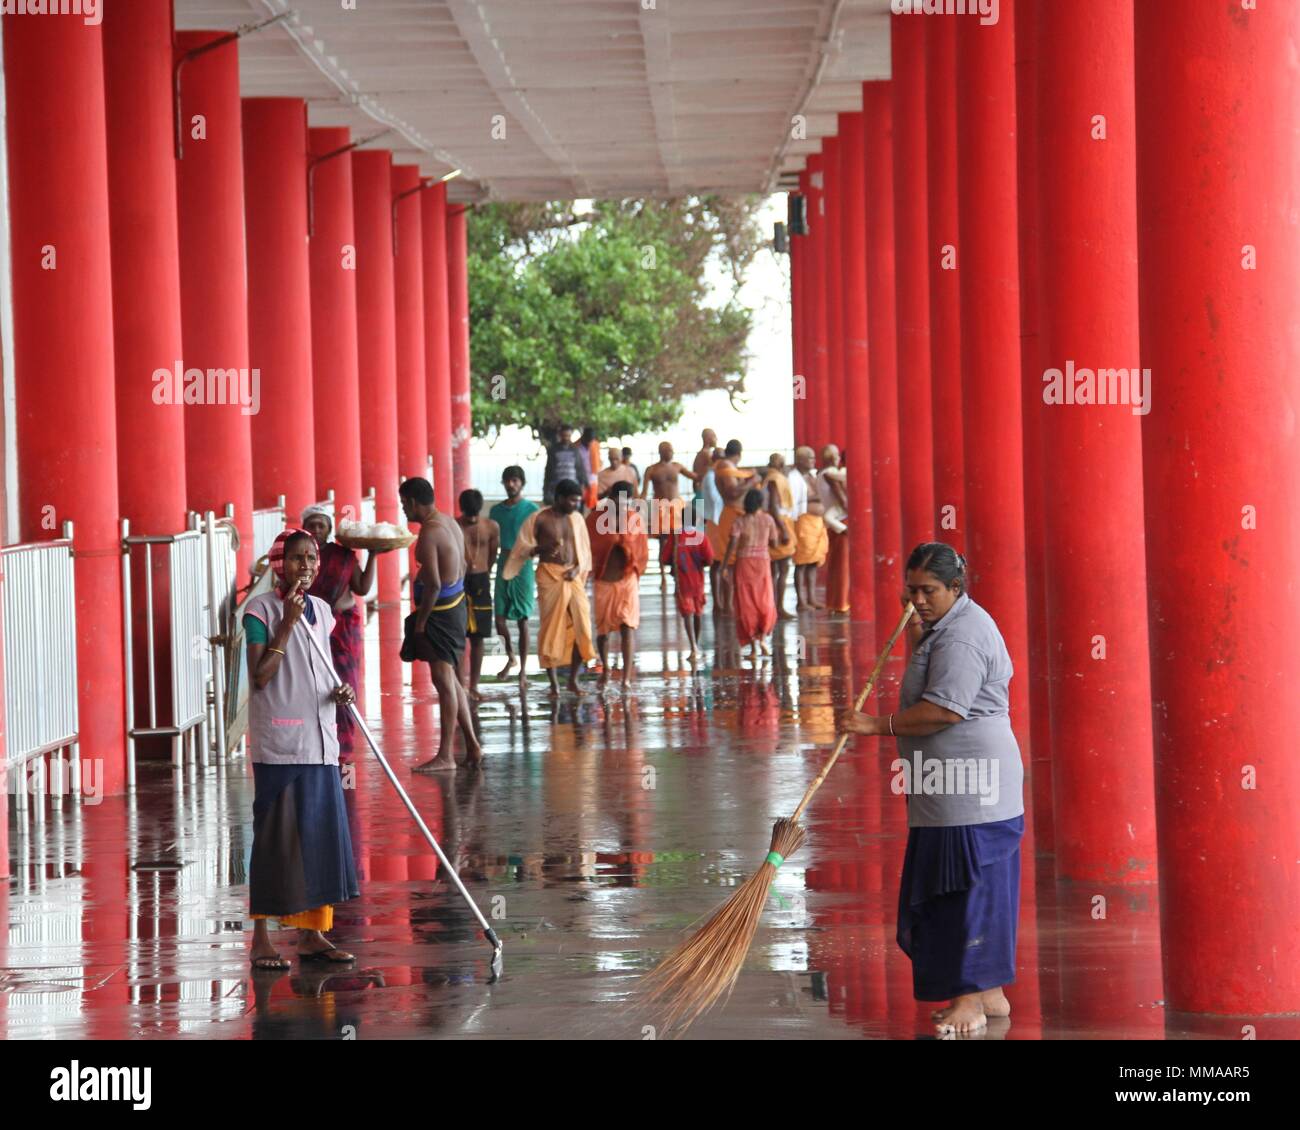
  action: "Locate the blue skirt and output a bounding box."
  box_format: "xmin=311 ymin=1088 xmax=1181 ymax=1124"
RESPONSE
xmin=249 ymin=763 xmax=360 ymax=917
xmin=896 ymin=815 xmax=1023 ymax=1001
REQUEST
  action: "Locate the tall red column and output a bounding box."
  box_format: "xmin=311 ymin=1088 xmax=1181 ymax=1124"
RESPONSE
xmin=822 ymin=136 xmax=846 ymax=457
xmin=5 ymin=13 xmax=126 ymax=792
xmin=924 ymin=19 xmax=965 ymax=550
xmin=891 ymin=16 xmax=934 ymax=552
xmin=445 ymin=205 xmax=473 ymax=501
xmin=789 ymin=182 xmax=806 ymax=450
xmin=1037 ymin=0 xmax=1155 ymax=882
xmin=308 ymin=127 xmax=363 ymax=523
xmin=839 ymin=113 xmax=874 ymax=624
xmin=863 ymin=85 xmax=901 ymax=647
xmin=175 ymin=32 xmax=255 ymax=571
xmin=955 ymin=6 xmax=1029 ymax=741
xmin=422 ymin=181 xmax=455 ymax=513
xmin=1136 ymin=0 xmax=1300 ymax=1013
xmin=103 ymin=0 xmax=187 ymax=535
xmin=1014 ymin=0 xmax=1053 ymax=856
xmin=243 ymin=98 xmax=316 ymax=518
xmin=804 ymin=155 xmax=829 ymax=453
xmin=393 ymin=166 xmax=428 ymax=483
xmin=352 ymin=150 xmax=402 ymax=602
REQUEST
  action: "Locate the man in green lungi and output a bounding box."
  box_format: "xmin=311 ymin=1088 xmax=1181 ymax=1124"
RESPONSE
xmin=490 ymin=465 xmax=540 ymax=685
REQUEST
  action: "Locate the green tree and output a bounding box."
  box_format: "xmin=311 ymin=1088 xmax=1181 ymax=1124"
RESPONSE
xmin=468 ymin=197 xmax=766 ymax=442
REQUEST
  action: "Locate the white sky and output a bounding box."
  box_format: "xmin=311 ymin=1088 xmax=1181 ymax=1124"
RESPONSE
xmin=468 ymin=194 xmax=793 ymax=497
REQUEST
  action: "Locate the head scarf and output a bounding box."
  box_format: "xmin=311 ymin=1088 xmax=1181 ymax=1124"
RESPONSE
xmin=300 ymin=504 xmax=332 ymax=538
xmin=268 ymin=527 xmax=314 ymax=596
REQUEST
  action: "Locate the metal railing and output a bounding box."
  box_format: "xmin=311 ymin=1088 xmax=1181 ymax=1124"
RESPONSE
xmin=252 ymin=494 xmax=286 ymax=563
xmin=121 ymin=519 xmax=212 ymax=785
xmin=1 ymin=522 xmax=80 ymax=810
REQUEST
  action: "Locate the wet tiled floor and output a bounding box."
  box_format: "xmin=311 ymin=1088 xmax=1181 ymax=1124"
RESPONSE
xmin=4 ymin=578 xmax=1293 ymax=1039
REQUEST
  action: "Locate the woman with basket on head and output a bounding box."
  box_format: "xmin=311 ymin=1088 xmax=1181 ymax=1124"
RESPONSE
xmin=838 ymin=543 xmax=1024 ymax=1035
xmin=243 ymin=528 xmax=361 ymax=971
xmin=301 ymin=505 xmax=386 ymax=765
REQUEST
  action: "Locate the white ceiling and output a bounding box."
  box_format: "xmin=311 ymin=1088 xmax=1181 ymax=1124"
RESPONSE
xmin=174 ymin=0 xmax=893 ymax=202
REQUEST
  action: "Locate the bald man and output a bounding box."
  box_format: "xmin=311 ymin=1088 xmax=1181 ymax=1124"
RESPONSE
xmin=642 ymin=440 xmax=700 ymax=591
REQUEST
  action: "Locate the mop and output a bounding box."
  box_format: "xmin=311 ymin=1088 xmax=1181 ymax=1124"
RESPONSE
xmin=296 ymin=622 xmax=504 ymax=979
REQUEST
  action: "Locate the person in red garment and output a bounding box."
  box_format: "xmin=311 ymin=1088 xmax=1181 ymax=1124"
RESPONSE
xmin=587 ymin=480 xmax=649 ymax=690
xmin=725 ymin=488 xmax=781 ymax=659
xmin=666 ymin=514 xmax=715 ymax=665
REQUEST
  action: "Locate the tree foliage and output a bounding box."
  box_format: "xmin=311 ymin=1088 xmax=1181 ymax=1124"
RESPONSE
xmin=467 ymin=197 xmax=766 ymax=441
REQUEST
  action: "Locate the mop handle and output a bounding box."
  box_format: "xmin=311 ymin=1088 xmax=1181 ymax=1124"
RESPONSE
xmin=790 ymin=601 xmax=916 ymax=823
xmin=296 ymin=619 xmax=498 ymax=941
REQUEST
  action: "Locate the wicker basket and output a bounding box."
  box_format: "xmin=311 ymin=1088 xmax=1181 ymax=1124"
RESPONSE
xmin=335 ymin=532 xmax=416 ymax=552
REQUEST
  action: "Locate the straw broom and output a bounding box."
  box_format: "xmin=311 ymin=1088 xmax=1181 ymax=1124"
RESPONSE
xmin=639 ymin=601 xmax=917 ymax=1032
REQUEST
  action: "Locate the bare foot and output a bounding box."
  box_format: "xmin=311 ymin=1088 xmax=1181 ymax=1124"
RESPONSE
xmin=778 ymin=611 xmax=796 ymax=622
xmin=620 ymin=672 xmax=635 ymax=691
xmin=568 ymin=675 xmax=587 ymax=697
xmin=468 ymin=688 xmax=484 ymax=703
xmin=759 ymin=639 xmax=771 ymax=656
xmin=934 ymin=993 xmax=987 ymax=1035
xmin=497 ymin=657 xmax=518 ymax=679
xmin=414 ymin=756 xmax=457 ymax=774
xmin=597 ymin=671 xmax=609 ymax=692
xmin=687 ymin=649 xmax=700 ymax=666
xmin=464 ymin=741 xmax=485 ymax=767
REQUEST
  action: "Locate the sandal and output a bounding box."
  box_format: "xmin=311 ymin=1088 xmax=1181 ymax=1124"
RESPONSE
xmin=250 ymin=953 xmax=291 ymax=971
xmin=298 ymin=945 xmax=355 ymax=964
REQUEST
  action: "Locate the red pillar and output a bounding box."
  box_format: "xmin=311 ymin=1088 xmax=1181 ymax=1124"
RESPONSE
xmin=822 ymin=136 xmax=846 ymax=457
xmin=1136 ymin=0 xmax=1300 ymax=1013
xmin=891 ymin=16 xmax=935 ymax=552
xmin=445 ymin=205 xmax=473 ymax=501
xmin=308 ymin=127 xmax=363 ymax=523
xmin=352 ymin=150 xmax=402 ymax=602
xmin=955 ymin=5 xmax=1030 ymax=741
xmin=243 ymin=98 xmax=316 ymax=518
xmin=5 ymin=12 xmax=126 ymax=792
xmin=1037 ymin=0 xmax=1155 ymax=882
xmin=104 ymin=0 xmax=187 ymax=535
xmin=924 ymin=18 xmax=965 ymax=549
xmin=1014 ymin=0 xmax=1054 ymax=856
xmin=393 ymin=166 xmax=428 ymax=482
xmin=175 ymin=32 xmax=255 ymax=571
xmin=838 ymin=112 xmax=874 ymax=624
xmin=422 ymin=181 xmax=455 ymax=513
xmin=863 ymin=85 xmax=901 ymax=647
xmin=804 ymin=155 xmax=829 ymax=453
xmin=790 ymin=179 xmax=806 ymax=450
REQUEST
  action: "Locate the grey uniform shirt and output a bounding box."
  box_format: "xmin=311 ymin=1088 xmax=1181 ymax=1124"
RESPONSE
xmin=896 ymin=593 xmax=1024 ymax=827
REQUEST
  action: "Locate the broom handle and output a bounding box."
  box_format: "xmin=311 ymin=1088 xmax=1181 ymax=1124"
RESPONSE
xmin=790 ymin=600 xmax=916 ymax=823
xmin=295 ymin=618 xmax=498 ymax=942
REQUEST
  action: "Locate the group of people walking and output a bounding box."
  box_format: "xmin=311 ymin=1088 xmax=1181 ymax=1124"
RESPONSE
xmin=240 ymin=428 xmax=1027 ymax=1038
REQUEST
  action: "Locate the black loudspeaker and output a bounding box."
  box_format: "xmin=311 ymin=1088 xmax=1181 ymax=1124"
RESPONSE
xmin=788 ymin=193 xmax=808 ymax=235
xmin=773 ymin=222 xmax=788 ymax=254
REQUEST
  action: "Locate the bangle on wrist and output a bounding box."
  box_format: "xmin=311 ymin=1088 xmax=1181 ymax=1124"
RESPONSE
xmin=888 ymin=713 xmax=895 ymax=736
xmin=266 ymin=646 xmax=285 ymax=656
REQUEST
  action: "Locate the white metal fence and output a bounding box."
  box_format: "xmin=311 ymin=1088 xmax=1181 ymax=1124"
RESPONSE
xmin=1 ymin=522 xmax=79 ymax=780
xmin=121 ymin=520 xmax=212 ymax=783
xmin=252 ymin=494 xmax=286 ymax=564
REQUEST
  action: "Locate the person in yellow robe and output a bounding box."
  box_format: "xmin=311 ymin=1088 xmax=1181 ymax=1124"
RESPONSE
xmin=764 ymin=453 xmax=797 ymax=620
xmin=501 ymin=478 xmax=595 ymax=696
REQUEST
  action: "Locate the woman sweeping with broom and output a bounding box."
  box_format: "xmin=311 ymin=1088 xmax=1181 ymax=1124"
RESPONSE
xmin=839 ymin=542 xmax=1024 ymax=1035
xmin=243 ymin=528 xmax=361 ymax=971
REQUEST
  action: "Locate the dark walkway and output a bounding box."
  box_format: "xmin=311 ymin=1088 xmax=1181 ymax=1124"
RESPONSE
xmin=3 ymin=580 xmax=1287 ymax=1040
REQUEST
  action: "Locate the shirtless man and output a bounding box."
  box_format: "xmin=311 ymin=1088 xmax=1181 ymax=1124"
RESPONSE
xmin=692 ymin=428 xmax=717 ymax=484
xmin=501 ymin=479 xmax=596 ymax=697
xmin=709 ymin=439 xmax=754 ymax=612
xmin=399 ymin=477 xmax=482 ymax=772
xmin=456 ymin=489 xmax=499 ymax=702
xmin=641 ymin=441 xmax=700 ymax=590
xmin=793 ymin=446 xmax=827 ymax=610
xmin=596 ymin=446 xmax=638 ymax=499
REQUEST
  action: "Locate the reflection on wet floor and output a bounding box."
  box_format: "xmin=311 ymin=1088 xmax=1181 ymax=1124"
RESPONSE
xmin=4 ymin=582 xmax=1295 ymax=1040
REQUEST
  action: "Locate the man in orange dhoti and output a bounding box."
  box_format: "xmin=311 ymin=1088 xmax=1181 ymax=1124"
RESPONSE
xmin=501 ymin=478 xmax=595 ymax=696
xmin=725 ymin=488 xmax=781 ymax=658
xmin=818 ymin=444 xmax=851 ymax=615
xmin=764 ymin=453 xmax=796 ymax=621
xmin=791 ymin=445 xmax=828 ymax=610
xmin=641 ymin=440 xmax=698 ymax=592
xmin=587 ymin=481 xmax=649 ymax=690
xmin=709 ymin=439 xmax=754 ymax=612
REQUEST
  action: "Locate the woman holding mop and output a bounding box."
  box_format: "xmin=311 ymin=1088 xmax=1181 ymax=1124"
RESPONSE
xmin=839 ymin=542 xmax=1024 ymax=1035
xmin=243 ymin=528 xmax=361 ymax=971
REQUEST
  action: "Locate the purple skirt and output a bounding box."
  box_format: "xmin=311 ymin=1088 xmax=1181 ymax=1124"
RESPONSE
xmin=896 ymin=814 xmax=1023 ymax=1001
